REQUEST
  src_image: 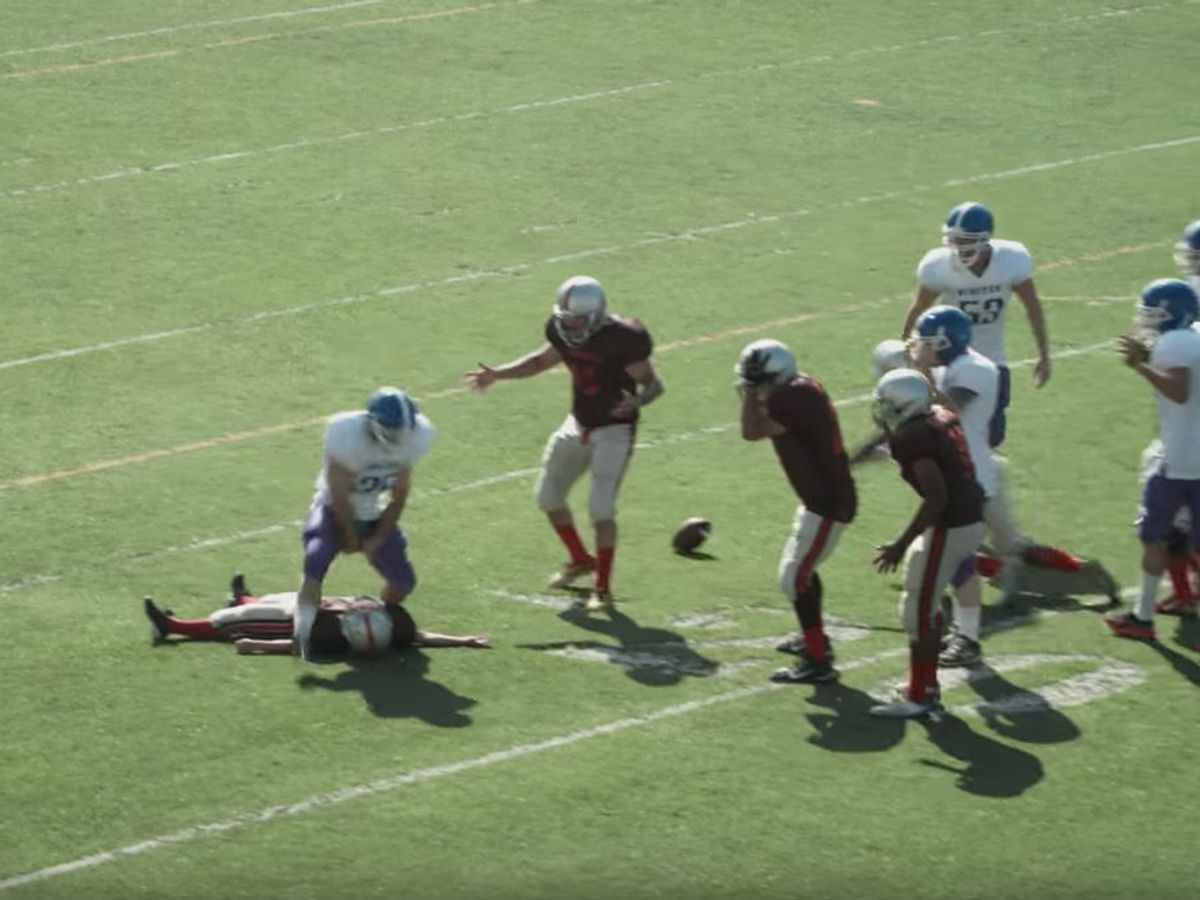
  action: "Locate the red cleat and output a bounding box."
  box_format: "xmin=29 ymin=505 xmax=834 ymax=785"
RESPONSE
xmin=1153 ymin=594 xmax=1199 ymax=616
xmin=1104 ymin=611 xmax=1156 ymax=641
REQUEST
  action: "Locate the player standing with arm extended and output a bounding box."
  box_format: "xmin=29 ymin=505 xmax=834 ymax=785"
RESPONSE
xmin=736 ymin=339 xmax=857 ymax=684
xmin=464 ymin=276 xmax=664 ymax=612
xmin=293 ymin=387 xmax=434 ymax=659
xmin=869 ymin=369 xmax=984 ymax=718
xmin=1107 ymin=279 xmax=1200 ymax=640
xmin=901 ymin=202 xmax=1051 ymax=447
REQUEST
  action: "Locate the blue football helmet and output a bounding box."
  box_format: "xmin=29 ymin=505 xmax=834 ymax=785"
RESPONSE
xmin=1135 ymin=278 xmax=1199 ymax=334
xmin=942 ymin=201 xmax=994 ymax=268
xmin=1174 ymin=220 xmax=1200 ymax=278
xmin=366 ymin=386 xmax=419 ymax=444
xmin=915 ymin=305 xmax=973 ymax=363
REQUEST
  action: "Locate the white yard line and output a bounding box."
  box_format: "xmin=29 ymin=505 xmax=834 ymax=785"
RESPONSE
xmin=0 ymin=0 xmax=404 ymax=58
xmin=0 ymin=599 xmax=1076 ymax=891
xmin=0 ymin=138 xmax=1169 ymax=376
xmin=0 ymin=340 xmax=1116 ymax=595
xmin=0 ymin=2 xmax=1187 ymax=192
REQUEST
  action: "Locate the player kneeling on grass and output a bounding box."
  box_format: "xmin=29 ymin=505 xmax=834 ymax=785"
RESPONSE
xmin=1108 ymin=279 xmax=1200 ymax=641
xmin=143 ymin=573 xmax=491 ymax=658
xmin=735 ymin=339 xmax=857 ymax=685
xmin=869 ymin=369 xmax=984 ymax=718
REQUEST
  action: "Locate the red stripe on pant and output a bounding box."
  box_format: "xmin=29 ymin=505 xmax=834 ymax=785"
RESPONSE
xmin=917 ymin=528 xmax=947 ymax=640
xmin=794 ymin=517 xmax=833 ymax=595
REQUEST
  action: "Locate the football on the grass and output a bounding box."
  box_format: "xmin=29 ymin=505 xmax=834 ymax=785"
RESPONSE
xmin=672 ymin=517 xmax=712 ymax=554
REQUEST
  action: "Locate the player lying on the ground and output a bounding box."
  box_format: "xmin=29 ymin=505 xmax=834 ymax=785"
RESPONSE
xmin=143 ymin=574 xmax=492 ymax=657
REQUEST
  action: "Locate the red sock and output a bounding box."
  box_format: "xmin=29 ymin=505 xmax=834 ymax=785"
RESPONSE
xmin=975 ymin=553 xmax=1002 ymax=579
xmin=907 ymin=652 xmax=925 ymax=702
xmin=1023 ymin=545 xmax=1082 ymax=572
xmin=167 ymin=616 xmax=220 ymax=640
xmin=802 ymin=626 xmax=828 ymax=662
xmin=1168 ymin=558 xmax=1192 ymax=598
xmin=553 ymin=525 xmax=592 ymax=566
xmin=594 ymin=546 xmax=615 ymax=592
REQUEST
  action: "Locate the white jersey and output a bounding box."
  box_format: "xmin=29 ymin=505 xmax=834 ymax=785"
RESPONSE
xmin=935 ymin=348 xmax=999 ymax=498
xmin=1149 ymin=328 xmax=1200 ymax=479
xmin=916 ymin=238 xmax=1034 ymax=365
xmin=311 ymin=411 xmax=435 ymax=520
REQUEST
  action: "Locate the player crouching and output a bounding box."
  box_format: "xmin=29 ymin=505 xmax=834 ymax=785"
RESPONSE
xmin=869 ymin=369 xmax=984 ymax=718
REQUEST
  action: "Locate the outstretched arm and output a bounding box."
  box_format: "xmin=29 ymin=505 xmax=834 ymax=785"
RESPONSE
xmin=1014 ymin=278 xmax=1051 ymax=387
xmin=464 ymin=343 xmax=562 ymax=391
xmin=414 ymin=629 xmax=492 ymax=649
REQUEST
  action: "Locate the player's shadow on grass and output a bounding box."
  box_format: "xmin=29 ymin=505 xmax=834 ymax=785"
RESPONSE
xmin=518 ymin=606 xmax=720 ymax=686
xmin=919 ymin=714 xmax=1044 ymax=798
xmin=1148 ymin=626 xmax=1200 ymax=689
xmin=965 ymin=667 xmax=1082 ymax=744
xmin=804 ymin=683 xmax=905 ymax=753
xmin=296 ymin=650 xmax=476 ymax=726
xmin=674 ymin=550 xmax=718 ymax=561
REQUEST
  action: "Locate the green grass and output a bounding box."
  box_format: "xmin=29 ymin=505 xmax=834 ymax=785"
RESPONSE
xmin=1 ymin=1 xmax=1199 ymax=898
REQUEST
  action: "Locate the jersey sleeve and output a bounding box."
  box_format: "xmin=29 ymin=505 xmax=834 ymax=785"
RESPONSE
xmin=621 ymin=319 xmax=653 ymax=365
xmin=405 ymin=415 xmax=436 ymax=464
xmin=1151 ymin=330 xmax=1200 ymax=368
xmin=1006 ymin=241 xmax=1034 ymax=283
xmin=322 ymin=415 xmax=360 ymax=469
xmin=916 ymin=248 xmax=947 ymax=290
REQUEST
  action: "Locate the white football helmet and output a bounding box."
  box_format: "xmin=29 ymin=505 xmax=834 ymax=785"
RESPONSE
xmin=735 ymin=339 xmax=797 ymax=390
xmin=552 ymin=276 xmax=607 ymax=347
xmin=871 ymin=368 xmax=932 ymax=433
xmin=871 ymin=339 xmax=909 ymax=380
xmin=339 ymin=607 xmax=394 ymax=657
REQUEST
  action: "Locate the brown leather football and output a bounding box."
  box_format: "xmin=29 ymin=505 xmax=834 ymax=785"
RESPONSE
xmin=672 ymin=517 xmax=712 ymax=554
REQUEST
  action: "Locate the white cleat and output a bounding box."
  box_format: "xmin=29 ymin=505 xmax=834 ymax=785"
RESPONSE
xmin=547 ymin=559 xmax=595 ymax=590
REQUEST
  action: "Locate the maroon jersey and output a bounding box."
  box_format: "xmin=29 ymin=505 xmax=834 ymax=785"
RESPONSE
xmin=765 ymin=375 xmax=857 ymax=523
xmin=545 ymin=314 xmax=653 ymax=428
xmin=887 ymin=406 xmax=983 ymax=528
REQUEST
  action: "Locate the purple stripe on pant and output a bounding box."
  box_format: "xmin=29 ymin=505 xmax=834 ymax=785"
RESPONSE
xmin=302 ymin=504 xmax=416 ymax=595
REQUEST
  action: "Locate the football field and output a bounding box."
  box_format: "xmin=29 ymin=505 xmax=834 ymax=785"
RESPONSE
xmin=2 ymin=1 xmax=1198 ymax=898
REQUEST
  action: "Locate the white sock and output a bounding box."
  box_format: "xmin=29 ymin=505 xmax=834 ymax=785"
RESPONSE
xmin=1137 ymin=572 xmax=1160 ymax=622
xmin=957 ymin=604 xmax=982 ymax=642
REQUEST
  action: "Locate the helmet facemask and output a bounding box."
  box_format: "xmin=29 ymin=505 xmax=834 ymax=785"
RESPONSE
xmin=366 ymin=387 xmax=418 ymax=446
xmin=942 ymin=228 xmax=990 ymax=269
xmin=1174 ymin=242 xmax=1200 ymax=279
xmin=871 ymin=370 xmax=932 ymax=433
xmin=553 ymin=276 xmax=607 ymax=347
xmin=735 ymin=340 xmax=798 ymax=396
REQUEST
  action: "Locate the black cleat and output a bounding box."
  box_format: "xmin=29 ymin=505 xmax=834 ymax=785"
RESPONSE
xmin=143 ymin=596 xmax=173 ymax=645
xmin=769 ymin=657 xmax=838 ymax=684
xmin=227 ymin=572 xmax=250 ymax=607
xmin=939 ymin=633 xmax=983 ymax=667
